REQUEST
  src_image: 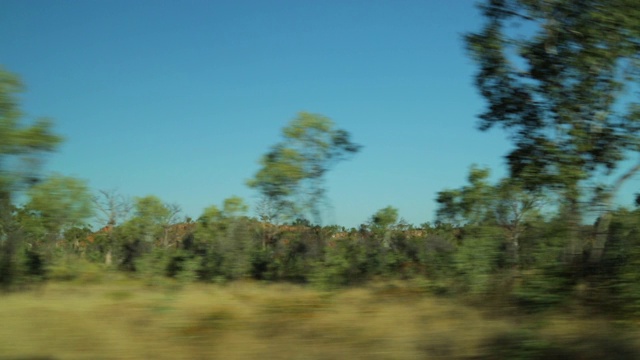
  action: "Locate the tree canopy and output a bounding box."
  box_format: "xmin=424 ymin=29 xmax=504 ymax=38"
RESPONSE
xmin=0 ymin=67 xmax=62 ymax=287
xmin=0 ymin=67 xmax=62 ymax=197
xmin=247 ymin=112 xmax=361 ymax=224
xmin=466 ymin=0 xmax=640 ymax=260
xmin=25 ymin=174 xmax=93 ymax=238
xmin=466 ymin=0 xmax=640 ymax=203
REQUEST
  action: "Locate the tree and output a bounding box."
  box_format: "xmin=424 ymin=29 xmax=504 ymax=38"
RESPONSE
xmin=24 ymin=174 xmax=94 ymax=248
xmin=196 ymin=196 xmax=251 ymax=280
xmin=131 ymin=195 xmax=181 ymax=248
xmin=370 ymin=206 xmax=399 ymax=230
xmin=247 ymin=112 xmax=361 ymax=224
xmin=0 ymin=67 xmax=62 ymax=287
xmin=197 ymin=196 xmax=248 ymax=235
xmin=436 ymin=166 xmax=495 ymax=227
xmin=436 ymin=166 xmax=543 ymax=266
xmin=466 ymin=0 xmax=640 ymax=262
xmin=91 ymin=189 xmax=132 ymax=265
xmin=113 ymin=195 xmax=180 ymax=270
xmin=222 ymin=196 xmax=249 ymax=219
xmin=369 ymin=206 xmax=399 ymax=248
xmin=92 ymin=189 xmax=132 ymax=227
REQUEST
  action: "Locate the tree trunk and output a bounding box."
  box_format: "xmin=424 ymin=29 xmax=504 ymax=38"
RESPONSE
xmin=0 ymin=191 xmax=18 ymax=288
xmin=565 ymin=199 xmax=584 ymax=264
xmin=589 ymin=161 xmax=640 ymax=263
xmin=590 ymin=212 xmax=611 ymax=263
xmin=511 ymin=232 xmax=520 ymax=267
xmin=105 ymin=248 xmax=112 ymax=266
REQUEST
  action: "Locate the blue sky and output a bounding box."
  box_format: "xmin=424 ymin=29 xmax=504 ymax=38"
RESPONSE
xmin=1 ymin=1 xmax=637 ymax=227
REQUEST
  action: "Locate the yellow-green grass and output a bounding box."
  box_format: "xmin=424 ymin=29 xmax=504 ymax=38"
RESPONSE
xmin=0 ymin=279 xmax=637 ymax=359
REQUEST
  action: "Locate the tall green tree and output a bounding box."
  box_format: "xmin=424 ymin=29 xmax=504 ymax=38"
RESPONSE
xmin=0 ymin=68 xmax=62 ymax=287
xmin=24 ymin=174 xmax=94 ymax=247
xmin=112 ymin=195 xmax=180 ymax=269
xmin=369 ymin=206 xmax=399 ymax=248
xmin=436 ymin=166 xmax=495 ymax=227
xmin=247 ymin=112 xmax=361 ymax=224
xmin=130 ymin=195 xmax=181 ymax=248
xmin=196 ymin=196 xmax=251 ymax=280
xmin=436 ymin=166 xmax=543 ymax=266
xmin=197 ymin=196 xmax=249 ymax=237
xmin=466 ymin=0 xmax=640 ymax=261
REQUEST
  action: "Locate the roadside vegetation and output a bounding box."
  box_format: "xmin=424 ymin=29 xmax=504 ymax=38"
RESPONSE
xmin=2 ymin=279 xmax=639 ymax=360
xmin=1 ymin=1 xmax=640 ymax=358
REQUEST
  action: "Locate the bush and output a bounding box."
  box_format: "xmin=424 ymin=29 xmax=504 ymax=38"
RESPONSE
xmin=453 ymin=227 xmax=503 ymax=295
xmin=477 ymin=328 xmax=640 ymax=360
xmin=134 ymin=248 xmax=174 ymax=286
xmin=47 ymin=255 xmax=105 ymax=284
xmin=311 ymin=236 xmax=381 ymax=289
xmin=176 ymin=256 xmax=201 ymax=284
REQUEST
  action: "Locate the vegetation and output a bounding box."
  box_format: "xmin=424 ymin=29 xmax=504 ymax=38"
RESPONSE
xmin=1 ymin=280 xmax=638 ymax=360
xmin=247 ymin=112 xmax=361 ymax=224
xmin=1 ymin=0 xmax=640 ymax=358
xmin=466 ymin=0 xmax=640 ymax=263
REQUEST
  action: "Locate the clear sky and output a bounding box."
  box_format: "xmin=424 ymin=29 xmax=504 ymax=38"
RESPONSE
xmin=1 ymin=0 xmax=637 ymax=228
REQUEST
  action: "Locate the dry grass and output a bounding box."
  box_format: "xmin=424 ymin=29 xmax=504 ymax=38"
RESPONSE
xmin=0 ymin=279 xmax=637 ymax=359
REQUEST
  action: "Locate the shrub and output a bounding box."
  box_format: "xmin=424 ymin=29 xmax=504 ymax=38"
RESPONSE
xmin=47 ymin=255 xmax=105 ymax=284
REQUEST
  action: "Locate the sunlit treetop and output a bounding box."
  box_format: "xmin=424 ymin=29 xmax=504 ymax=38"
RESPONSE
xmin=248 ymin=112 xmax=361 ymax=223
xmin=0 ymin=67 xmax=62 ymax=194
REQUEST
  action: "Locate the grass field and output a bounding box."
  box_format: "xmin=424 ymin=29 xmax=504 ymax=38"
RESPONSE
xmin=1 ymin=278 xmax=638 ymax=359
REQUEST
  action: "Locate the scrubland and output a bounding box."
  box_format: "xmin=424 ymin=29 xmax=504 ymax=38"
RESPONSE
xmin=2 ymin=278 xmax=638 ymax=360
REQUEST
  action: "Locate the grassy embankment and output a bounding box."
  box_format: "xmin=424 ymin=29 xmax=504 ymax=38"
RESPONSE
xmin=1 ymin=277 xmax=639 ymax=359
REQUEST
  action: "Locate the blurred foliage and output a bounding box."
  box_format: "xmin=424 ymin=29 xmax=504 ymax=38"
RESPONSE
xmin=0 ymin=67 xmax=62 ymax=289
xmin=247 ymin=112 xmax=361 ymax=223
xmin=466 ymin=0 xmax=640 ymax=263
xmin=0 ymin=6 xmax=639 ymax=359
xmin=23 ymin=174 xmax=94 ymax=253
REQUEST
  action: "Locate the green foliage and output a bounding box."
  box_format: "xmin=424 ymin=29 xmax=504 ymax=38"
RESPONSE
xmin=62 ymin=225 xmax=93 ymax=255
xmin=175 ymin=255 xmax=201 ymax=284
xmin=12 ymin=207 xmax=48 ymax=245
xmin=595 ymin=208 xmax=640 ymax=315
xmin=135 ymin=248 xmax=175 ymax=286
xmin=106 ymin=195 xmax=182 ymax=269
xmin=453 ymin=226 xmax=504 ymax=294
xmin=134 ymin=195 xmax=171 ymax=225
xmin=467 ymin=0 xmax=640 ymax=194
xmin=478 ymin=327 xmax=640 ymax=360
xmin=478 ymin=328 xmax=559 ymax=360
xmin=370 ymin=206 xmax=398 ymax=230
xmin=247 ymin=112 xmax=360 ymax=223
xmin=437 ymin=166 xmax=543 ymax=271
xmin=436 ymin=166 xmax=494 ymax=226
xmin=222 ymin=195 xmax=249 ymax=217
xmin=0 ymin=68 xmax=63 ymax=193
xmin=249 ymin=246 xmax=273 ymax=280
xmin=194 ymin=197 xmax=253 ymax=281
xmin=24 ymin=174 xmax=94 ymax=241
xmin=0 ymin=67 xmax=62 ymax=289
xmin=311 ymin=234 xmax=382 ymax=289
xmin=436 ymin=166 xmax=541 ymax=228
xmin=398 ymin=230 xmax=457 ymax=288
xmin=511 ymin=219 xmax=574 ymax=310
xmin=466 ymin=1 xmax=640 ymax=264
xmin=261 ymin=232 xmax=308 ymax=281
xmin=47 ymin=255 xmax=105 ymax=284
